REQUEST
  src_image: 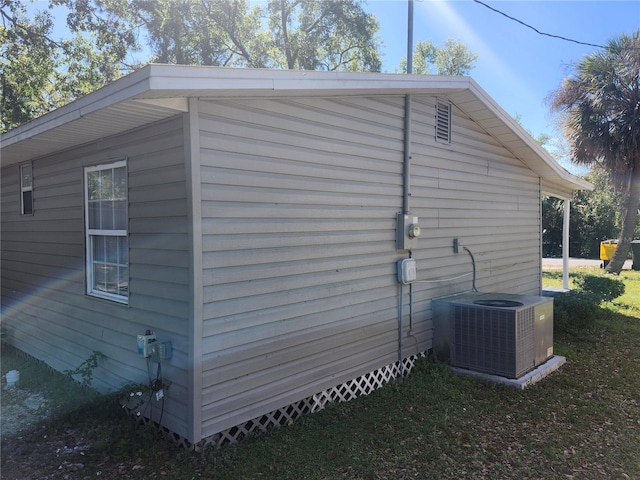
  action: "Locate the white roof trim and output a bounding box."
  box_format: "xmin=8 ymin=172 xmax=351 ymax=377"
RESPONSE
xmin=1 ymin=64 xmax=591 ymax=196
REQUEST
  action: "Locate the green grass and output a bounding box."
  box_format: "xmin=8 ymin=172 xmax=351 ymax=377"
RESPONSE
xmin=2 ymin=269 xmax=640 ymax=479
xmin=543 ymin=266 xmax=640 ymax=316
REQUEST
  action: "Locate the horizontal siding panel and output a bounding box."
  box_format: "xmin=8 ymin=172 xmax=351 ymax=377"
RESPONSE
xmin=203 ymin=240 xmax=391 ymax=269
xmin=203 ymin=293 xmax=398 ymax=353
xmin=203 ymin=286 xmax=397 ymax=340
xmin=203 ymin=253 xmax=395 ymax=290
xmin=129 ymin=164 xmax=185 ymax=188
xmin=129 ymin=248 xmax=190 ymax=267
xmin=130 ymin=264 xmax=190 ymax=285
xmin=203 ymin=309 xmax=397 ymax=371
xmin=199 ymin=98 xmax=404 ymax=150
xmin=204 ymin=273 xmax=394 ymax=320
xmin=200 ymin=166 xmax=399 ymax=196
xmin=1 ymin=116 xmax=191 ymax=441
xmin=202 ymin=330 xmax=398 ymax=404
xmin=0 ymin=229 xmax=80 ymax=245
xmin=201 ymin=230 xmax=394 ymax=254
xmin=202 ymin=217 xmax=394 ymax=236
xmin=201 ymin=136 xmax=401 ymax=175
xmin=129 ymin=233 xmax=190 ymax=251
xmin=130 ymin=278 xmax=189 ymax=302
xmin=129 ymin=179 xmax=187 ymax=202
xmin=35 ymin=195 xmax=84 ymax=212
xmin=201 ymin=203 xmax=397 ymax=220
xmin=129 ymin=200 xmax=188 ymax=220
xmin=0 ymin=218 xmax=81 ymax=233
xmin=1 ymin=240 xmax=81 ymax=257
xmin=200 ymin=183 xmax=399 ymax=207
xmin=128 ymin=216 xmax=188 ymax=234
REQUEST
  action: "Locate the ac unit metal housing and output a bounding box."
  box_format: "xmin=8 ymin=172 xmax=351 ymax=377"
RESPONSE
xmin=432 ymin=292 xmax=553 ymax=379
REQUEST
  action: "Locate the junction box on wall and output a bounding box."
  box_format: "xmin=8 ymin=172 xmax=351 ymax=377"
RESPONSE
xmin=137 ymin=330 xmax=172 ymax=361
xmin=397 ymin=258 xmax=417 ymax=284
xmin=137 ymin=330 xmax=156 ymax=358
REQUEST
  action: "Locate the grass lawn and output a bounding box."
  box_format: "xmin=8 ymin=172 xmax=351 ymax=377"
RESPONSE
xmin=2 ymin=269 xmax=639 ymax=479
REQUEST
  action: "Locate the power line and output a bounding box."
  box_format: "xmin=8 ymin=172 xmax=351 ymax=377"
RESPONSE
xmin=472 ymin=0 xmax=607 ymax=49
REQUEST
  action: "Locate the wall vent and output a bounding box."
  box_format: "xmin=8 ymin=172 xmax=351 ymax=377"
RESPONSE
xmin=436 ymin=101 xmax=451 ymax=144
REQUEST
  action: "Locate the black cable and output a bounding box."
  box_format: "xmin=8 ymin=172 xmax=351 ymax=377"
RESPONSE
xmin=157 ymin=361 xmax=165 ymax=427
xmin=141 ymin=356 xmax=153 ymax=420
xmin=472 ymin=0 xmax=607 ymax=49
xmin=463 ymin=246 xmax=478 ymax=292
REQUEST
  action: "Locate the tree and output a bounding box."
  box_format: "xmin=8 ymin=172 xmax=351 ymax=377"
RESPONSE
xmin=1 ymin=1 xmax=58 ymax=130
xmin=572 ymin=166 xmax=637 ymax=258
xmin=398 ymin=39 xmax=477 ymax=75
xmin=550 ymin=30 xmax=640 ymax=274
xmin=133 ymin=0 xmax=381 ymax=71
xmin=543 ymin=165 xmax=639 ymax=259
xmin=2 ymin=0 xmax=382 ymax=129
xmin=1 ymin=0 xmax=140 ymax=132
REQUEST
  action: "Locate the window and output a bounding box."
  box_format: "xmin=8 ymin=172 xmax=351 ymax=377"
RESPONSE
xmin=435 ymin=100 xmax=452 ymax=144
xmin=20 ymin=164 xmax=33 ymax=215
xmin=84 ymin=160 xmax=129 ymax=303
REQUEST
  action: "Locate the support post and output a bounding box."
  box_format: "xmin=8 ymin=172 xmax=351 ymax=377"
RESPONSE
xmin=562 ymin=198 xmax=570 ymax=290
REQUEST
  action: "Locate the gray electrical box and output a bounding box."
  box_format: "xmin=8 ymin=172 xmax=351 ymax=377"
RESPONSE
xmin=396 ymin=213 xmax=421 ymax=251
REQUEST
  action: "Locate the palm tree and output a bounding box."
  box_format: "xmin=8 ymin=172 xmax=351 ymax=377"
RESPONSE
xmin=551 ymin=30 xmax=640 ymax=274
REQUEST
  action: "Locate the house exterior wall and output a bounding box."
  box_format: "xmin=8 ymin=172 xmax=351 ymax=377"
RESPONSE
xmin=0 ymin=116 xmax=192 ymax=439
xmin=196 ymin=94 xmax=541 ymax=440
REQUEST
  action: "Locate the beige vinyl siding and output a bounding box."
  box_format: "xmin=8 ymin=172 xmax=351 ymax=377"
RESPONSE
xmin=197 ymin=94 xmax=544 ymax=439
xmin=197 ymin=96 xmax=407 ymax=437
xmin=409 ymin=96 xmax=542 ymax=303
xmin=0 ymin=116 xmax=191 ymax=439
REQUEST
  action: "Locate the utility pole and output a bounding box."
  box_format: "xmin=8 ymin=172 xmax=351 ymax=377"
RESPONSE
xmin=407 ymin=0 xmax=414 ymax=73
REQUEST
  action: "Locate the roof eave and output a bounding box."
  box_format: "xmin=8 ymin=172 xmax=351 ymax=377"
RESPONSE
xmin=453 ymin=78 xmax=592 ymax=197
xmin=0 ymin=65 xmax=593 ymax=197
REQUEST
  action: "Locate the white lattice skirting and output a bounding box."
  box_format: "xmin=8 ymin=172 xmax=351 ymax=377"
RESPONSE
xmin=193 ymin=351 xmax=426 ymax=450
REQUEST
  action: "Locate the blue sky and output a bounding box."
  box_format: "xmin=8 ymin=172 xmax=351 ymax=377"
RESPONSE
xmin=364 ymin=0 xmax=639 ymax=144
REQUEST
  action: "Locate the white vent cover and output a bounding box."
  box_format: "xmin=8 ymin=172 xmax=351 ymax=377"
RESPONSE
xmin=436 ymin=101 xmax=451 ymax=144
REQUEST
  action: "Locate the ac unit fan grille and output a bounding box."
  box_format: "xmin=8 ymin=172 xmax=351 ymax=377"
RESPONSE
xmin=450 ymin=305 xmax=535 ymax=378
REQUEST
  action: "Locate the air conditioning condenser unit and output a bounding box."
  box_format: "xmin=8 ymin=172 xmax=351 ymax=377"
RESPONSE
xmin=432 ymin=293 xmax=553 ymax=379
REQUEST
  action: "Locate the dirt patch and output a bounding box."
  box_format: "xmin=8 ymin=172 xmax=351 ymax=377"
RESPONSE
xmin=1 ymin=384 xmax=49 ymax=439
xmin=0 ymin=370 xmax=138 ymax=480
xmin=0 ymin=370 xmax=171 ymax=480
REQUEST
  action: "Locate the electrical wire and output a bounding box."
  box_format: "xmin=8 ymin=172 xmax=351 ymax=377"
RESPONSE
xmin=472 ymin=0 xmax=608 ymax=50
xmin=463 ymin=246 xmax=479 ymax=292
xmin=413 ymin=272 xmax=472 ymax=283
xmin=156 ymin=361 xmax=165 ymax=427
xmin=144 ymin=353 xmax=166 ymax=427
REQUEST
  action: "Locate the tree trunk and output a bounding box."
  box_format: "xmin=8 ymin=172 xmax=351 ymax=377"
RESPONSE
xmin=605 ymin=164 xmax=640 ymax=274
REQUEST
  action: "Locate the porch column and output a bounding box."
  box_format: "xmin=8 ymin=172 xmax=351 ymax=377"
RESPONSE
xmin=563 ymin=198 xmax=570 ymax=290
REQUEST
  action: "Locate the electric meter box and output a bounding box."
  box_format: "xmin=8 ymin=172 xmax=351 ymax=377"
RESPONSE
xmin=396 ymin=213 xmax=420 ymax=251
xmin=397 ymin=258 xmax=417 ymax=284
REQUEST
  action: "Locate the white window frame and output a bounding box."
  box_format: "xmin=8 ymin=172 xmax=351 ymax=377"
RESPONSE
xmin=84 ymin=160 xmax=129 ymax=304
xmin=20 ymin=163 xmax=33 ymax=215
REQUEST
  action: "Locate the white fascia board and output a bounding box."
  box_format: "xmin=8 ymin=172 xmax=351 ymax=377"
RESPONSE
xmin=142 ymin=64 xmax=472 ymax=97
